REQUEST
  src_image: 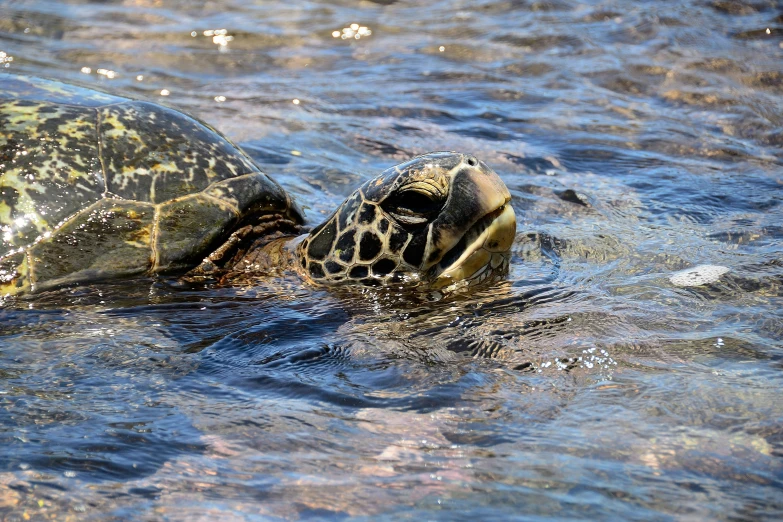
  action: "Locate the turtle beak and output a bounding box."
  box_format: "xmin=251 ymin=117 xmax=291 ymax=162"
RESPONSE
xmin=431 ymin=204 xmax=515 ymax=288
xmin=427 ymin=157 xmax=516 ymax=288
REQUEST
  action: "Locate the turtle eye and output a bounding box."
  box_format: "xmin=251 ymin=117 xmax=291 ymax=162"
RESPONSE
xmin=382 ymin=190 xmax=443 ymax=228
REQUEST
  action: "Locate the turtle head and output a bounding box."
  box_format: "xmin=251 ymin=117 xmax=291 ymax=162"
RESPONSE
xmin=296 ymin=152 xmax=516 ymax=290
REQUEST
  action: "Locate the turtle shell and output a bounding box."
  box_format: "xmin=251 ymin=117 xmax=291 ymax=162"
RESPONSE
xmin=0 ymin=74 xmax=299 ymax=295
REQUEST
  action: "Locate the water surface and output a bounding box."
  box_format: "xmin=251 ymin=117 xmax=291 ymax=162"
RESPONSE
xmin=1 ymin=0 xmax=782 ymax=519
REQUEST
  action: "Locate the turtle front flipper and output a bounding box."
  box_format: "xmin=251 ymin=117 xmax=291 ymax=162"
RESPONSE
xmin=188 ymin=213 xmax=302 ymax=280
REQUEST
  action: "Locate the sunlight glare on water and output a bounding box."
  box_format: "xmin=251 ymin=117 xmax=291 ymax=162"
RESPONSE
xmin=0 ymin=0 xmax=782 ymax=520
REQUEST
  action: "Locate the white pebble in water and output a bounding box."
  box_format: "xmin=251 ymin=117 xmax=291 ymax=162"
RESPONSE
xmin=669 ymin=265 xmax=729 ymax=287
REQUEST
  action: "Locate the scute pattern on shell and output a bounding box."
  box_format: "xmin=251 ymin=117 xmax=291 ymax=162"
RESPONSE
xmin=98 ymin=102 xmax=259 ymax=204
xmin=0 ymin=100 xmax=104 ymax=248
xmin=0 ymin=75 xmax=295 ymax=295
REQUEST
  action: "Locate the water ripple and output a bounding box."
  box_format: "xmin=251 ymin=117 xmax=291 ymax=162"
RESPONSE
xmin=1 ymin=0 xmax=782 ymax=518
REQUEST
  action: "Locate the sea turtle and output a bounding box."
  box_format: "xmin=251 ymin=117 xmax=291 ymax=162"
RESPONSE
xmin=0 ymin=74 xmax=516 ymax=297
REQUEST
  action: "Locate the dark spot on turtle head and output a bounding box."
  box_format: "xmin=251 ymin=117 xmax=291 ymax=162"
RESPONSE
xmin=359 ymin=232 xmax=382 ymax=261
xmin=488 ymin=240 xmax=499 ymax=249
xmin=309 ymin=262 xmax=325 ymax=279
xmin=324 ymin=260 xmax=344 ymax=275
xmin=372 ymin=258 xmax=396 ymax=276
xmin=388 ymin=229 xmax=408 ymax=254
xmin=349 ymin=265 xmax=368 ymax=279
xmin=335 ymin=230 xmax=356 ymax=263
xmin=358 ymin=203 xmax=377 ymax=225
xmin=299 ymin=253 xmax=308 ymax=269
xmin=378 ymin=218 xmax=389 ymax=234
xmin=307 ymin=218 xmax=337 ymax=261
xmin=361 ymin=278 xmax=381 ymax=287
xmin=402 ymin=234 xmax=426 ymax=267
xmin=427 ymin=249 xmax=441 ymax=264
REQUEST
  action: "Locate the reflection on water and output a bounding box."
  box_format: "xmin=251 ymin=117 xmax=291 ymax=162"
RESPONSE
xmin=1 ymin=0 xmax=782 ymax=519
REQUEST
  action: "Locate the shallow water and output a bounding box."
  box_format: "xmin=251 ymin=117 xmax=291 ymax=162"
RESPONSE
xmin=1 ymin=0 xmax=782 ymax=519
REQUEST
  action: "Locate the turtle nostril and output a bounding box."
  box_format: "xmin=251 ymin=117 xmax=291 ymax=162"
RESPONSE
xmin=466 ymin=155 xmax=479 ymax=167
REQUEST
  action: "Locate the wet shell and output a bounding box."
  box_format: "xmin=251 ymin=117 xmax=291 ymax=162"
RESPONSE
xmin=0 ymin=75 xmax=295 ymax=295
